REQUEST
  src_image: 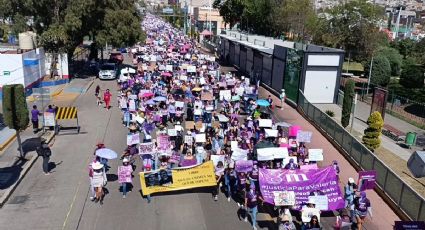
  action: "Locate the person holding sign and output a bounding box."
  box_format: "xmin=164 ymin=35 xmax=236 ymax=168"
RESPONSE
xmin=119 ymin=158 xmax=133 ymax=198
xmin=244 ymin=183 xmax=263 ymax=230
xmin=354 ymin=191 xmax=372 ymax=230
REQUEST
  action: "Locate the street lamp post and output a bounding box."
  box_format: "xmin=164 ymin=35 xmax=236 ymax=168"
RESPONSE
xmin=366 ymin=56 xmax=373 ymax=97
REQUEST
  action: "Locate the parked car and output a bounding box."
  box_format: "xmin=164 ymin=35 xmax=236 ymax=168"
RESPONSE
xmin=98 ymin=63 xmax=117 ymax=80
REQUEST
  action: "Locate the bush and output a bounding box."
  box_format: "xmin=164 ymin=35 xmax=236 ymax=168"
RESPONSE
xmin=370 ymin=55 xmax=391 ymax=87
xmin=341 ymin=79 xmax=355 ymax=128
xmin=325 ymin=110 xmax=335 ymax=117
xmin=2 ymin=84 xmax=29 ymax=130
xmin=399 ymin=64 xmax=424 ymax=89
xmin=362 ymin=111 xmax=384 ymax=151
xmin=376 ymin=47 xmax=402 ymax=76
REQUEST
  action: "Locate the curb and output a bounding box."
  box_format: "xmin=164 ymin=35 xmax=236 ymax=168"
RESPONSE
xmin=0 ymin=133 xmax=17 ymax=152
xmin=0 ymin=153 xmax=38 ymax=208
xmin=0 ymin=131 xmax=55 ymax=208
xmin=82 ymin=79 xmax=94 ymax=94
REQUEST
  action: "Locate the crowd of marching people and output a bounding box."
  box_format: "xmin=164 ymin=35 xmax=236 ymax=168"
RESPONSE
xmin=88 ymin=14 xmax=373 ymax=230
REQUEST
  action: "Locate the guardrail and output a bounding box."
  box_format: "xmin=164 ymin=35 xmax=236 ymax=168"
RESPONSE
xmin=297 ymin=90 xmax=425 ymax=221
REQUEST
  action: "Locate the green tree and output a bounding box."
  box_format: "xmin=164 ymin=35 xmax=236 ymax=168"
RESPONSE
xmin=341 ymin=79 xmax=355 ymax=128
xmin=362 ymin=111 xmax=384 ymax=151
xmin=2 ymin=84 xmax=29 ymax=158
xmin=241 ymin=0 xmax=274 ymax=35
xmin=391 ymin=38 xmax=415 ymax=59
xmin=213 ymin=0 xmax=244 ymax=28
xmin=399 ymin=64 xmax=424 ymax=89
xmin=375 ymin=47 xmax=402 ymax=76
xmin=370 ymin=55 xmax=391 ymax=87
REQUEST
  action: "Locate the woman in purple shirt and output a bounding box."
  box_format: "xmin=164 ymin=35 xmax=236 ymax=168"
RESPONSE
xmin=31 ymin=105 xmax=41 ymax=133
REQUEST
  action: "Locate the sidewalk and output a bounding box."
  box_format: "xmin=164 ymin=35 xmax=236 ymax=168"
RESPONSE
xmin=258 ymin=88 xmax=400 ymax=229
xmin=0 ymin=77 xmax=94 ymax=206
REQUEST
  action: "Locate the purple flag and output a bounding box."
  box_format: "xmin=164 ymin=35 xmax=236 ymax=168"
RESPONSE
xmin=235 ymin=160 xmax=253 ymax=173
xmin=259 ymin=166 xmax=344 ymax=210
xmin=358 ymin=170 xmax=377 ymax=191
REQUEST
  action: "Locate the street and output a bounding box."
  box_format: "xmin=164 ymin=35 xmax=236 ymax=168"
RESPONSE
xmin=0 ymin=79 xmax=256 ymax=230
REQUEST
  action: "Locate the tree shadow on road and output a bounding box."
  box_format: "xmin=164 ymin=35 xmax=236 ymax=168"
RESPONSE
xmin=0 ymin=158 xmax=27 ymax=189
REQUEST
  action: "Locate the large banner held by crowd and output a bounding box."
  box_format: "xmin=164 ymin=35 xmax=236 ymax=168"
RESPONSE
xmin=259 ymin=166 xmax=344 ymax=210
xmin=139 ymin=161 xmax=216 ymax=195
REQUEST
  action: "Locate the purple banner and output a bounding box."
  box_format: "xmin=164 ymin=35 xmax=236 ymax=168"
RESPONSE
xmin=259 ymin=166 xmax=344 ymax=210
xmin=358 ymin=170 xmax=377 ymax=191
xmin=235 ymin=160 xmax=253 ymax=173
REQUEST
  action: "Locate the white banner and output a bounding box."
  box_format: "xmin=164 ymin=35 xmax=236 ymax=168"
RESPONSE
xmin=308 ymin=195 xmax=329 ymax=211
xmin=187 ymin=65 xmax=196 ymax=73
xmin=195 ymin=133 xmax=206 ymax=143
xmin=296 ymin=131 xmax=313 ymax=143
xmin=211 ymin=155 xmax=225 ymax=166
xmin=308 ymin=149 xmax=324 ymax=161
xmin=219 ymin=90 xmax=231 ymax=101
xmin=231 ymin=148 xmax=248 ymax=161
xmin=259 ymin=119 xmax=272 ymax=128
xmin=43 ymin=112 xmax=55 ymax=127
xmin=265 ymin=129 xmax=278 ymax=138
xmin=257 ymin=148 xmax=275 ymax=161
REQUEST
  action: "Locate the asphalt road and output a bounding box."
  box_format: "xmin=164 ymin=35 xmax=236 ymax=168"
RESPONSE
xmin=0 ymin=78 xmax=260 ymax=230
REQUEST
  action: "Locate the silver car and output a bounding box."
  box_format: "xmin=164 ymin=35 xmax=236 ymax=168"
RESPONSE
xmin=98 ymin=63 xmax=117 ymax=80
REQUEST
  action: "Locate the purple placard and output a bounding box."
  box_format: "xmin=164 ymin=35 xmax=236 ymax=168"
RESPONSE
xmin=394 ymin=221 xmax=425 ymax=230
xmin=157 ymin=134 xmax=170 ymax=151
xmin=358 ymin=170 xmax=377 ymax=191
xmin=235 ymin=160 xmax=253 ymax=173
xmin=259 ymin=166 xmax=344 ymax=210
xmin=180 ymin=158 xmax=197 ymax=167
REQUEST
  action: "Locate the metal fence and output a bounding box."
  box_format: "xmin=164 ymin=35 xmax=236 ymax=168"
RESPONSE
xmin=297 ymin=90 xmax=425 ymax=221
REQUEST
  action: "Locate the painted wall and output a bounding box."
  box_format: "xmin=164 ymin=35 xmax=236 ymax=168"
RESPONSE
xmin=0 ymin=54 xmax=25 ymax=87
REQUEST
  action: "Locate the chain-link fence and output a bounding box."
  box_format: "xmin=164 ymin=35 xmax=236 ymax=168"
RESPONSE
xmin=298 ymin=90 xmax=425 ymax=221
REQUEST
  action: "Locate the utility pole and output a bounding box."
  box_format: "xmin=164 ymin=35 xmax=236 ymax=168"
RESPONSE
xmin=184 ymin=0 xmax=188 ymax=35
xmin=208 ymin=0 xmax=212 ymax=33
xmin=366 ymin=56 xmax=373 ymax=96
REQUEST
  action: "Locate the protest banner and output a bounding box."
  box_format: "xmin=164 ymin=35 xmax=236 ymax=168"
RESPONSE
xmin=185 ymin=121 xmax=195 ymax=129
xmin=43 ymin=112 xmax=55 ymax=127
xmin=179 ymin=75 xmax=188 ymax=81
xmin=187 ymin=65 xmax=196 ymax=73
xmin=139 ymin=142 xmax=155 ymax=155
xmin=301 ymin=207 xmax=321 ymax=223
xmin=127 ymin=133 xmax=140 ymax=145
xmin=308 ymin=149 xmax=324 ymax=161
xmin=195 ymin=133 xmax=206 ymax=143
xmin=358 ymin=170 xmax=377 ymax=191
xmin=166 ymin=65 xmax=173 ymax=71
xmin=308 ymin=195 xmax=329 ymax=210
xmin=168 ymin=129 xmax=177 ymax=136
xmin=259 ymin=119 xmax=272 ymax=128
xmin=217 ymin=114 xmax=229 ymax=122
xmin=235 ymin=160 xmax=253 ymax=173
xmin=259 ymin=166 xmax=344 ymax=210
xmin=394 ymin=221 xmax=425 ymax=230
xmin=210 ymin=155 xmax=225 ymax=166
xmin=219 ymin=90 xmax=231 ymax=101
xmin=273 ymin=147 xmax=289 ymax=159
xmin=118 ymin=166 xmax=132 ymax=183
xmin=257 ymin=148 xmax=276 ymax=161
xmin=139 ymin=161 xmax=216 ymax=195
xmin=231 ymin=148 xmax=248 ymax=161
xmin=201 ymin=92 xmax=214 ymax=101
xmin=273 ymin=191 xmax=296 ymax=206
xmin=300 ymin=164 xmax=318 ymax=170
xmin=296 ymin=131 xmax=313 ymax=143
xmin=199 ymin=77 xmax=206 ymax=85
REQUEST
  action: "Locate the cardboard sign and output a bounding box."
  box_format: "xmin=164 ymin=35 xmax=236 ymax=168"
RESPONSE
xmin=273 ymin=191 xmax=296 ymax=206
xmin=166 ymin=65 xmax=173 ymax=71
xmin=185 ymin=121 xmax=195 ymax=130
xmin=195 ymin=121 xmax=203 ymax=130
xmin=257 ymin=148 xmax=275 ymax=161
xmin=358 ymin=170 xmax=377 ymax=191
xmin=195 ymin=133 xmax=206 ymax=143
xmin=127 ymin=133 xmax=140 ymax=145
xmin=265 ymin=129 xmax=278 ymax=138
xmin=231 ymin=141 xmax=238 ymax=150
xmin=308 ymin=149 xmax=324 ymax=161
xmin=219 ymin=90 xmax=231 ymax=101
xmin=139 ymin=142 xmax=155 ymax=155
xmin=43 ymin=112 xmax=55 ymax=127
xmin=175 ymin=101 xmax=185 ymax=108
xmin=301 ymin=207 xmax=321 ymax=223
xmin=211 ymin=155 xmax=225 ymax=166
xmin=309 ymin=195 xmax=329 ymax=211
xmin=184 ymin=135 xmax=193 ymax=145
xmin=259 ymin=119 xmax=272 ymax=128
xmin=231 ymin=148 xmax=248 ymax=161
xmin=187 ymin=65 xmax=196 ymax=73
xmin=201 ymin=92 xmax=214 ymax=101
xmin=168 ymin=129 xmax=177 ymax=136
xmin=296 ymin=131 xmax=313 ymax=143
xmin=118 ymin=166 xmax=132 ymax=183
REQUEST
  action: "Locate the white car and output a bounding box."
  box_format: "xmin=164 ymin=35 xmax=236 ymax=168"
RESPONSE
xmin=98 ymin=63 xmax=117 ymax=80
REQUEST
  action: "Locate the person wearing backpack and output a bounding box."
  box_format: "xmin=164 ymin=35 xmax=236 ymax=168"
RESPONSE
xmin=37 ymin=140 xmax=53 ymax=175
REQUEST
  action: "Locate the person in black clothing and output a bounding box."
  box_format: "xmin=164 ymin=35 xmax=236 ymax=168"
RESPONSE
xmin=37 ymin=139 xmax=53 ymax=175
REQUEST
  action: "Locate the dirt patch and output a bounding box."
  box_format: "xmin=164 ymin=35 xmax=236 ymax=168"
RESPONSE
xmin=351 ymin=129 xmax=425 ymax=198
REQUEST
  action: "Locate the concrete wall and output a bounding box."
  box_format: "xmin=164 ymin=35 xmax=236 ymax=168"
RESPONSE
xmin=0 ymin=54 xmax=25 ymax=87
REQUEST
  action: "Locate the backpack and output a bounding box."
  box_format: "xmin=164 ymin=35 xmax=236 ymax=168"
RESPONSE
xmin=43 ymin=148 xmax=52 ymax=157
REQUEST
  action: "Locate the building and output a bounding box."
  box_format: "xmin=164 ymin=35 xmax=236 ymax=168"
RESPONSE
xmin=0 ymin=48 xmax=46 ymax=97
xmin=388 ymin=7 xmax=417 ymax=39
xmin=193 ymin=7 xmax=226 ymax=35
